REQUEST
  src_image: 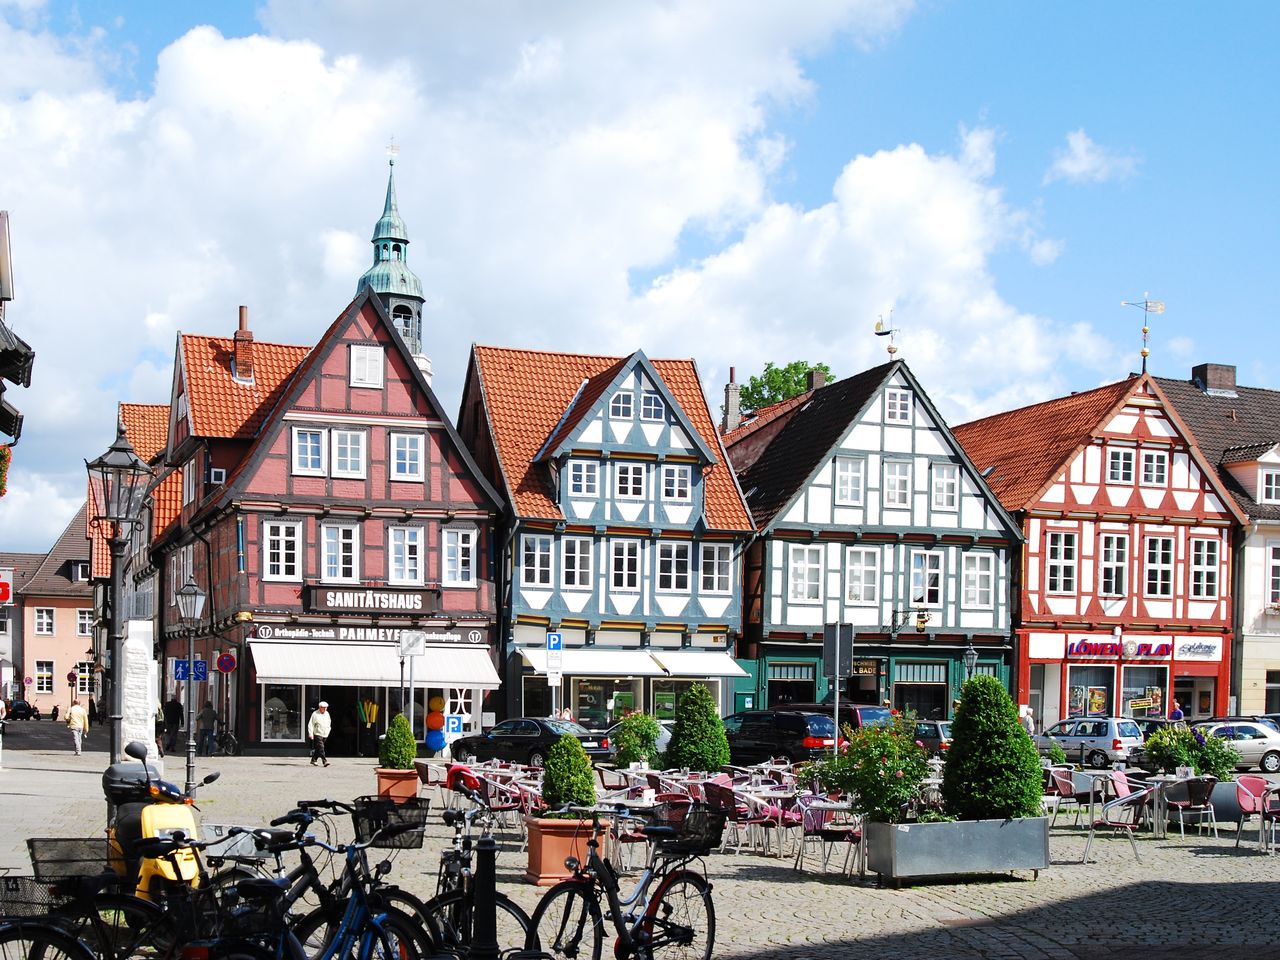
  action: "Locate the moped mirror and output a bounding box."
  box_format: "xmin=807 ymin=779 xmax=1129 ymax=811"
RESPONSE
xmin=201 ymin=772 xmax=221 ymax=786
xmin=125 ymin=741 xmax=149 ymax=761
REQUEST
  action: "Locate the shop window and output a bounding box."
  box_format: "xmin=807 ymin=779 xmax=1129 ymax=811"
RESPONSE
xmin=574 ymin=677 xmax=640 ymax=728
xmin=1266 ymin=671 xmax=1280 ymax=714
xmin=1067 ymin=665 xmax=1115 ymax=717
xmin=1121 ymin=666 xmax=1168 ymax=718
xmin=653 ymin=679 xmax=718 ymax=722
xmin=765 ymin=664 xmax=815 ymax=706
xmin=263 ymin=684 xmax=302 ymax=740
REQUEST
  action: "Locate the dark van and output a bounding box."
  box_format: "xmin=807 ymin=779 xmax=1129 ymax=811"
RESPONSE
xmin=722 ymin=710 xmax=841 ymax=765
xmin=779 ymin=702 xmax=893 ymax=734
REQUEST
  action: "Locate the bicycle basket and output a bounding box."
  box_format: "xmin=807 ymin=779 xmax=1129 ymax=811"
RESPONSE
xmin=653 ymin=803 xmax=724 ymax=856
xmin=27 ymin=838 xmax=117 ymax=880
xmin=0 ymin=876 xmax=74 ymax=918
xmin=351 ymin=796 xmax=431 ymax=849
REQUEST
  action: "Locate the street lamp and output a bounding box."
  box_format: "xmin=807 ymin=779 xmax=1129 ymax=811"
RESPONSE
xmin=176 ymin=578 xmax=206 ymax=794
xmin=963 ymin=640 xmax=979 ymax=682
xmin=85 ymin=422 xmax=152 ymax=765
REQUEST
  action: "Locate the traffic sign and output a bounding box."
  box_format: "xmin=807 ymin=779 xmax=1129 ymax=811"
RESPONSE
xmin=23 ymin=677 xmax=31 ymax=686
xmin=174 ymin=660 xmax=189 ymax=681
xmin=66 ymin=671 xmax=77 ymax=685
xmin=174 ymin=660 xmax=209 ymax=682
xmin=444 ymin=714 xmax=465 ymax=734
xmin=547 ymin=671 xmax=562 ymax=687
xmin=546 ymin=631 xmax=563 ymax=678
xmin=546 ymin=632 xmax=563 ymax=651
xmin=216 ymin=653 xmax=237 ymax=673
xmin=193 ymin=660 xmax=208 ymax=682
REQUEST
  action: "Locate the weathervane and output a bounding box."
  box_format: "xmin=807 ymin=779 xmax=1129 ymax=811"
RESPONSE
xmin=874 ymin=310 xmax=900 ymax=357
xmin=1121 ymin=293 xmax=1164 ymax=373
xmin=386 ymin=136 xmax=400 ymax=167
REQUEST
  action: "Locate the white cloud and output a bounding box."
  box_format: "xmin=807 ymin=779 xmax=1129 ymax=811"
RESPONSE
xmin=1044 ymin=128 xmax=1139 ymax=185
xmin=0 ymin=469 xmax=83 ymax=549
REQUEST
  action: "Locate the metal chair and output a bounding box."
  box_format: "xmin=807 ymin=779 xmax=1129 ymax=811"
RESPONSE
xmin=1081 ymin=784 xmax=1156 ymax=863
xmin=1164 ymin=776 xmax=1218 ymax=838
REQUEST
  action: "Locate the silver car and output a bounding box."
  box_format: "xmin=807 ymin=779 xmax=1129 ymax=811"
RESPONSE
xmin=1197 ymin=722 xmax=1280 ymax=773
xmin=1034 ymin=716 xmax=1145 ymax=768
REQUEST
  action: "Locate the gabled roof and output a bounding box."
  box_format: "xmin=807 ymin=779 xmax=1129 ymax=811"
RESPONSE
xmin=468 ymin=345 xmax=752 ymax=531
xmin=178 ymin=333 xmax=309 ymax=441
xmin=721 ymin=391 xmax=811 ymax=447
xmin=22 ymin=503 xmax=91 ymax=598
xmin=536 ymin=357 xmax=628 ymax=460
xmin=1221 ymin=442 xmax=1276 ymax=465
xmin=953 ymin=378 xmax=1137 ymax=511
xmin=0 ymin=551 xmax=45 ymax=593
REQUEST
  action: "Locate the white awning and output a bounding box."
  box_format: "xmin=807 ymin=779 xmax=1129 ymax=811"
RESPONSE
xmin=250 ymin=641 xmax=500 ymax=689
xmin=519 ymin=647 xmax=666 ymax=677
xmin=650 ymin=650 xmax=750 ymax=678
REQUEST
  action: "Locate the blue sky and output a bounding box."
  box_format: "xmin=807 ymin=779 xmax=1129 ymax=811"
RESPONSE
xmin=1 ymin=1 xmax=1277 ymax=549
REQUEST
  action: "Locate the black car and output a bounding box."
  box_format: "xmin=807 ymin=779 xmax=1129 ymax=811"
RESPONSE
xmin=449 ymin=717 xmax=611 ymax=767
xmin=774 ymin=701 xmax=893 ymax=734
xmin=722 ymin=709 xmax=840 ymax=766
xmin=7 ymin=699 xmax=37 ymax=720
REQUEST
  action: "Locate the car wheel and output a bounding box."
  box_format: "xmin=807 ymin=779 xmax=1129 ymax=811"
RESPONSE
xmin=1087 ymin=750 xmax=1110 ymax=769
xmin=528 ymin=750 xmax=546 ymax=767
xmin=1261 ymin=751 xmax=1280 ymax=774
xmin=454 ymin=746 xmax=476 ymax=764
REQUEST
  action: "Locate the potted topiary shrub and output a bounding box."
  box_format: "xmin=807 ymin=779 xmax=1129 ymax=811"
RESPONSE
xmin=664 ymin=684 xmax=729 ymax=773
xmin=524 ymin=733 xmax=598 ymax=885
xmin=376 ymin=713 xmax=420 ymax=804
xmin=612 ymin=712 xmax=662 ymax=769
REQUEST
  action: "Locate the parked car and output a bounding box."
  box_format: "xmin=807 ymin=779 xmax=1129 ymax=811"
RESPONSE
xmin=606 ymin=719 xmax=674 ymax=761
xmin=777 ymin=701 xmax=894 ymax=734
xmin=1193 ymin=715 xmax=1280 ymax=733
xmin=1197 ymin=721 xmax=1280 ymax=773
xmin=449 ymin=717 xmax=611 ymax=766
xmin=1133 ymin=717 xmax=1186 ymax=740
xmin=722 ymin=709 xmax=841 ymax=766
xmin=7 ymin=699 xmax=37 ymax=720
xmin=915 ymin=719 xmax=952 ymax=756
xmin=1033 ymin=716 xmax=1145 ymax=768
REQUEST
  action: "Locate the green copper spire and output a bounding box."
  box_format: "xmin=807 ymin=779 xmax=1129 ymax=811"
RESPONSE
xmin=357 ymin=158 xmax=423 ymax=300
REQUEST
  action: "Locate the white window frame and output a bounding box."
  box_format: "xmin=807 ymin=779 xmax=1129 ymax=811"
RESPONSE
xmin=834 ymin=456 xmax=864 ymax=506
xmin=611 ymin=540 xmax=641 ymax=591
xmin=1100 ymin=534 xmax=1129 ymax=596
xmin=521 ymin=535 xmax=553 ymax=587
xmin=388 ymin=526 xmax=424 ymax=585
xmin=615 ymin=463 xmax=646 ymax=500
xmin=656 ymin=542 xmax=691 ymax=593
xmin=321 ymin=524 xmax=359 ymax=583
xmin=1269 ymin=544 xmax=1280 ymax=605
xmin=444 ymin=529 xmax=476 ymax=587
xmin=962 ymin=553 xmax=993 ymax=608
xmin=845 ymin=547 xmax=879 ymax=604
xmin=1144 ymin=536 xmax=1175 ymax=598
xmin=1190 ymin=537 xmax=1219 ymax=599
xmin=76 ymin=608 xmax=93 ymax=637
xmin=1141 ymin=450 xmax=1168 ymax=487
xmin=932 ymin=463 xmax=958 ymax=511
xmin=662 ymin=464 xmax=691 ymax=503
xmin=263 ymin=520 xmax=303 ymax=582
xmin=562 ymin=537 xmax=593 ymax=589
xmin=884 ymin=461 xmax=911 ymax=507
xmin=1261 ymin=469 xmax=1280 ymax=505
xmin=788 ymin=545 xmax=822 ymax=603
xmin=1108 ymin=448 xmax=1135 ymax=484
xmin=1046 ymin=531 xmax=1077 ymax=595
xmin=35 ymin=660 xmax=54 ymax=694
xmin=700 ymin=544 xmax=732 ymax=594
xmin=75 ymin=661 xmax=94 ymax=696
xmin=910 ymin=551 xmax=943 ymax=607
xmin=349 ymin=344 xmax=384 ymax=388
xmin=568 ymin=460 xmax=598 ymax=497
xmin=609 ymin=392 xmax=633 ymax=419
xmin=182 ymin=460 xmax=197 ymax=505
xmin=35 ymin=608 xmax=54 ymax=635
xmin=331 ymin=430 xmax=366 ymax=479
xmin=292 ymin=427 xmax=326 ymax=476
xmin=885 ymin=388 xmax=912 ymax=422
xmin=641 ymin=391 xmax=665 ymax=422
xmin=390 ymin=433 xmax=423 ymax=482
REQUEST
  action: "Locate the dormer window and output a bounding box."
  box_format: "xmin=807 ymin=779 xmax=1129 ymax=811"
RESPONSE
xmin=1141 ymin=450 xmax=1168 ymax=487
xmin=568 ymin=460 xmax=598 ymax=497
xmin=609 ymin=392 xmax=633 ymax=419
xmin=1262 ymin=469 xmax=1280 ymax=504
xmin=71 ymin=561 xmax=90 ymax=582
xmin=641 ymin=391 xmax=665 ymax=422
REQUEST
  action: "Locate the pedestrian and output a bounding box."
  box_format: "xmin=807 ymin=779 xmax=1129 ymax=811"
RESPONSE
xmin=1021 ymin=705 xmax=1036 ymax=737
xmin=154 ymin=706 xmax=166 ymax=758
xmin=66 ymin=698 xmax=90 ymax=755
xmin=88 ymin=698 xmax=98 ymax=725
xmin=307 ymin=701 xmax=331 ymax=767
xmin=163 ymin=696 xmax=183 ymax=751
xmin=197 ymin=701 xmax=218 ymax=756
xmin=558 ymin=706 xmax=574 ymax=722
xmin=1169 ymin=699 xmax=1185 ymax=722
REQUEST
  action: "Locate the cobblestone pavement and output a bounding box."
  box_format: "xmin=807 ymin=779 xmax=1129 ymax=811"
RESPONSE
xmin=3 ymin=721 xmax=1280 ymax=959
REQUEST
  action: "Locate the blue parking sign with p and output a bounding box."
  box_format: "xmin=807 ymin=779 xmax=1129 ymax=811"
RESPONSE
xmin=546 ymin=632 xmax=563 ymax=651
xmin=444 ymin=715 xmax=464 ymax=734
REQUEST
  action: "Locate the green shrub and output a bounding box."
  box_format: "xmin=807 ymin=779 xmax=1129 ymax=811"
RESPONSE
xmin=612 ymin=712 xmax=661 ymax=768
xmin=664 ymin=684 xmax=729 ymax=772
xmin=1047 ymin=739 xmax=1068 ymax=767
xmin=378 ymin=713 xmax=417 ymax=769
xmin=815 ymin=713 xmax=929 ymax=823
xmin=1146 ymin=725 xmax=1238 ymax=781
xmin=541 ymin=733 xmax=597 ymax=816
xmin=941 ymin=675 xmax=1043 ymax=821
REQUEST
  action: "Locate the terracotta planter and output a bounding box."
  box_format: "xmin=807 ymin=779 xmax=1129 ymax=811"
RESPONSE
xmin=523 ymin=816 xmax=597 ymax=886
xmin=375 ymin=768 xmax=420 ymax=804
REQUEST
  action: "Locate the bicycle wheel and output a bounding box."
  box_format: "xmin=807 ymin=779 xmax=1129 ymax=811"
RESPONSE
xmin=638 ymin=871 xmax=714 ymax=960
xmin=421 ymin=887 xmax=531 ymax=955
xmin=373 ymin=886 xmax=442 ymax=950
xmin=0 ymin=921 xmax=97 ymax=960
xmin=63 ymin=892 xmax=175 ymax=960
xmin=364 ymin=909 xmax=429 ymax=960
xmin=291 ymin=902 xmax=433 ymax=960
xmin=524 ymin=881 xmax=603 ymax=960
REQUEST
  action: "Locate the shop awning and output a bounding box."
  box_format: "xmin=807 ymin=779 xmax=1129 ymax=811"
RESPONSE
xmin=650 ymin=650 xmax=750 ymax=678
xmin=250 ymin=641 xmax=500 ymax=689
xmin=519 ymin=648 xmax=666 ymax=677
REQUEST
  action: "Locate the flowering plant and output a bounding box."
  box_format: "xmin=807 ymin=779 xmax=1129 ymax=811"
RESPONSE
xmin=1144 ymin=724 xmax=1238 ymax=781
xmin=814 ymin=713 xmax=928 ymax=823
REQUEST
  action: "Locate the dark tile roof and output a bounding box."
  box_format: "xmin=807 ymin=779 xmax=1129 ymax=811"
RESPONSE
xmin=733 ymin=362 xmax=895 ymax=528
xmin=21 ymin=503 xmax=92 ymax=599
xmin=0 ymin=551 xmax=46 ymax=592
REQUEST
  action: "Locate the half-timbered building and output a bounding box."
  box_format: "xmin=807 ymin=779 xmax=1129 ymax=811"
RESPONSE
xmin=724 ymin=361 xmax=1022 ymax=717
xmin=955 ymin=374 xmax=1243 ymax=727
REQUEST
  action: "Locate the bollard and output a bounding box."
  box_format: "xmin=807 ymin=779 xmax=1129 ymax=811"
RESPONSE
xmin=469 ymin=833 xmax=500 ymax=960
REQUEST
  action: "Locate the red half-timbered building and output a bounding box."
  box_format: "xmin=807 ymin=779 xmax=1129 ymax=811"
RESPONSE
xmin=955 ymin=375 xmax=1244 ymax=727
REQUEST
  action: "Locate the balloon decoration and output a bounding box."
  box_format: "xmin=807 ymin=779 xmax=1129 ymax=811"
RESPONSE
xmin=425 ymin=729 xmax=447 ymax=752
xmin=426 ymin=712 xmax=445 ymax=731
xmin=428 ymin=696 xmax=445 ymax=712
xmin=425 ymin=694 xmax=447 ymax=755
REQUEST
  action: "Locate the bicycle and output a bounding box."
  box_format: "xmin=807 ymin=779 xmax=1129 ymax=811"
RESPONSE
xmin=525 ymin=801 xmax=721 ymax=960
xmin=0 ymin=872 xmax=171 ymax=960
xmin=214 ymin=721 xmax=242 ymax=757
xmin=0 ymin=919 xmax=99 ymax=960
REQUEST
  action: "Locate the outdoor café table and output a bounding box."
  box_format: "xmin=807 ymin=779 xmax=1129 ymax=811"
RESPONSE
xmin=1263 ymin=783 xmax=1280 ymax=854
xmin=744 ymin=786 xmax=798 ymax=857
xmin=1143 ymin=774 xmax=1184 ymax=840
xmin=1083 ymin=771 xmax=1116 ymax=828
xmin=803 ymin=799 xmax=859 ymax=875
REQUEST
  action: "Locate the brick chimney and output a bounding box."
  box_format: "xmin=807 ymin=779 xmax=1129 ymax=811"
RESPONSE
xmin=1192 ymin=362 xmax=1235 ymax=395
xmin=806 ymin=367 xmax=827 ymax=391
xmin=721 ymin=366 xmax=742 ymax=434
xmin=233 ymin=305 xmax=254 ymax=383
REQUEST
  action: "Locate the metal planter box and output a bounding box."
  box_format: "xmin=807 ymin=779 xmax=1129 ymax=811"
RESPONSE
xmin=865 ymin=817 xmax=1050 ymax=886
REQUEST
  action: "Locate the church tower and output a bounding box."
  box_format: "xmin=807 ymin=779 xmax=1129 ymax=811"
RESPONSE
xmin=356 ymin=156 xmax=431 ymax=382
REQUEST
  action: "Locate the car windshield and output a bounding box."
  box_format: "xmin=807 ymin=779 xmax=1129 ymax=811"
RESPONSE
xmin=1117 ymin=721 xmax=1142 ymax=739
xmin=937 ymin=722 xmax=952 ymax=737
xmin=806 ymin=715 xmax=836 ymax=737
xmin=546 ymin=719 xmax=592 ymax=736
xmin=858 ymin=707 xmax=893 ymax=727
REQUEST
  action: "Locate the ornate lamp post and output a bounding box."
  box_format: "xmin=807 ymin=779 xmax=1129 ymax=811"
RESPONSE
xmin=176 ymin=578 xmax=206 ymax=794
xmin=85 ymin=423 xmax=152 ymax=765
xmin=963 ymin=640 xmax=979 ymax=682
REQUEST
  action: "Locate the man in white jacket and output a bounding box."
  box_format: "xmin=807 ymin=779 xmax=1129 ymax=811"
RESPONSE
xmin=307 ymin=701 xmax=331 ymax=767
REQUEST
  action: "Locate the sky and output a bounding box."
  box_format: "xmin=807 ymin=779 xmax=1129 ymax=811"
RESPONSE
xmin=1 ymin=1 xmax=1277 ymax=551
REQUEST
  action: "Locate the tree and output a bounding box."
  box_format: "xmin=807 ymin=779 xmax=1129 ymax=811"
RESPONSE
xmin=665 ymin=684 xmax=729 ymax=772
xmin=739 ymin=361 xmax=832 ymax=415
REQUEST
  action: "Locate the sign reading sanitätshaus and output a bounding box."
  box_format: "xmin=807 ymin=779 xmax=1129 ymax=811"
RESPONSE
xmin=304 ymin=585 xmax=438 ymax=614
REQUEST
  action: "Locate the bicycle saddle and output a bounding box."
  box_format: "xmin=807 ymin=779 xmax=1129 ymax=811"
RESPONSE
xmin=233 ymin=877 xmax=290 ymax=903
xmin=640 ymin=824 xmax=679 ymax=838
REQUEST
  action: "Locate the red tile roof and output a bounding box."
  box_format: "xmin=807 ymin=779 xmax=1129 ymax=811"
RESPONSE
xmin=471 ymin=346 xmax=752 ymax=531
xmin=952 ymin=377 xmax=1137 ymax=511
xmin=721 ymin=391 xmax=811 ymax=447
xmin=180 ymin=334 xmax=310 ymax=440
xmin=120 ymin=403 xmax=170 ymax=460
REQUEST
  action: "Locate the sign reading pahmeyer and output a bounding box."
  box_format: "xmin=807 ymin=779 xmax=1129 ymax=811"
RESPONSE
xmin=252 ymin=623 xmax=487 ymax=645
xmin=304 ymin=585 xmax=438 ymax=614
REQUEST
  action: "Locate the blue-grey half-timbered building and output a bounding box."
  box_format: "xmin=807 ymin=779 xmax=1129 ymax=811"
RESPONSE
xmin=722 ymin=360 xmax=1022 ymax=717
xmin=459 ymin=346 xmax=755 ymax=725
